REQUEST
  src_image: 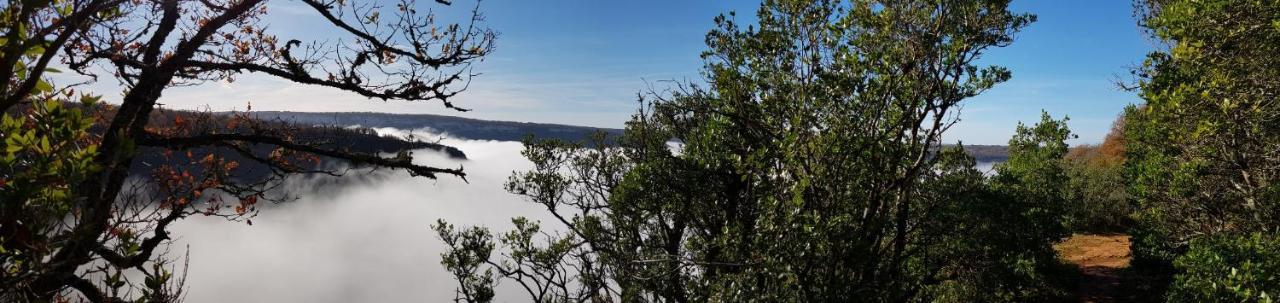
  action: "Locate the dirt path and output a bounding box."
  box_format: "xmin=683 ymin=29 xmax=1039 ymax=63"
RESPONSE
xmin=1055 ymin=234 xmax=1132 ymax=303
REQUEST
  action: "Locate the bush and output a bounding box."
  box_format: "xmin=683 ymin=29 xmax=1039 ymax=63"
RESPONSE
xmin=1167 ymin=233 xmax=1280 ymax=303
xmin=917 ymin=165 xmax=1075 ymax=303
xmin=1062 ymin=155 xmax=1130 ymax=233
xmin=912 ymin=114 xmax=1075 ymax=303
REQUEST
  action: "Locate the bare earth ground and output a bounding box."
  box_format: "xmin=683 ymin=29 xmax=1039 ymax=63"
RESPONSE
xmin=1055 ymin=234 xmax=1132 ymax=303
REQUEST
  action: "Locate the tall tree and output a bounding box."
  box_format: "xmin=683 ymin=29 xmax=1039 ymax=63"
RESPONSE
xmin=1125 ymin=1 xmax=1280 ymax=301
xmin=0 ymin=0 xmax=494 ymax=300
xmin=1126 ymin=0 xmax=1280 ymax=263
xmin=436 ymin=0 xmax=1037 ymax=301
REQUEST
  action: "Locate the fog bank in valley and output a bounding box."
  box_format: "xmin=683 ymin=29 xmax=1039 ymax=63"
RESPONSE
xmin=170 ymin=129 xmax=550 ymax=302
xmin=166 ymin=128 xmax=1003 ymax=302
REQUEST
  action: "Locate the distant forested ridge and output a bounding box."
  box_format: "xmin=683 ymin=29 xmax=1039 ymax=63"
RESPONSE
xmin=252 ymin=111 xmax=626 ymax=143
xmin=0 ymin=104 xmax=469 ymax=180
xmin=253 ymin=111 xmax=1011 ymax=162
xmin=136 ymin=109 xmax=468 ymax=181
xmin=958 ymin=144 xmax=1008 ymax=162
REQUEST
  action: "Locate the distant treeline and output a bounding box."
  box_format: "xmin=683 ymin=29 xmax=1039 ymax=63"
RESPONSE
xmin=251 ymin=111 xmax=625 ymax=143
xmin=2 ymin=103 xmax=467 ymax=181
xmin=954 ymin=144 xmax=1008 ymax=163
xmin=254 ymin=111 xmax=1011 ymax=162
xmin=142 ymin=109 xmax=466 ymax=182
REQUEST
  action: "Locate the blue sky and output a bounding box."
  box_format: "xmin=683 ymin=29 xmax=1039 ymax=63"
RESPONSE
xmin=142 ymin=0 xmax=1152 ymax=145
xmin=957 ymin=1 xmax=1153 ymax=145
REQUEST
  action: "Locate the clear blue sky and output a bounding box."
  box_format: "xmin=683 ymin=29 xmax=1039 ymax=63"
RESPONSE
xmin=957 ymin=1 xmax=1152 ymax=145
xmin=145 ymin=0 xmax=1152 ymax=145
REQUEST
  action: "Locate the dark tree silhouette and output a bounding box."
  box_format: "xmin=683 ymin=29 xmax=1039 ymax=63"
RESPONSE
xmin=0 ymin=0 xmax=494 ymax=301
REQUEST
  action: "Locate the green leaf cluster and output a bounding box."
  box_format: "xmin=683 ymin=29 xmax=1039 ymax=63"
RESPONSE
xmin=1167 ymin=232 xmax=1280 ymax=303
xmin=1127 ymin=0 xmax=1280 ymax=264
xmin=0 ymin=96 xmax=102 ymax=292
xmin=1126 ymin=0 xmax=1280 ymax=300
xmin=434 ymin=1 xmax=1082 ymax=302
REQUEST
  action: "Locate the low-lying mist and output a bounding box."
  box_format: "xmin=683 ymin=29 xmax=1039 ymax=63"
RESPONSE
xmin=167 ymin=128 xmax=1003 ymax=302
xmin=170 ymin=129 xmax=550 ymax=302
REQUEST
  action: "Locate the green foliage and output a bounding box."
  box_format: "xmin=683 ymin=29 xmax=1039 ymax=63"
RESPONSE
xmin=991 ymin=112 xmax=1073 ymax=244
xmin=0 ymin=96 xmax=102 ymax=296
xmin=937 ymin=112 xmax=1075 ymax=302
xmin=911 ymin=146 xmax=995 ymax=301
xmin=1126 ymin=0 xmax=1280 ymax=265
xmin=913 ymin=144 xmax=1071 ymax=302
xmin=1062 ymin=146 xmax=1130 ymax=233
xmin=435 ymin=0 xmax=1066 ymax=301
xmin=434 ymin=220 xmax=497 ymax=303
xmin=909 ymin=116 xmax=1083 ymax=303
xmin=1123 ymin=1 xmax=1280 ymax=300
xmin=1167 ymin=233 xmax=1280 ymax=303
xmin=1063 ymin=163 xmax=1129 ymax=232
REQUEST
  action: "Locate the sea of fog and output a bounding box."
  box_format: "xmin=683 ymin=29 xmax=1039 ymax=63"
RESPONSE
xmin=170 ymin=128 xmax=552 ymax=302
xmin=168 ymin=129 xmax=1001 ymax=302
